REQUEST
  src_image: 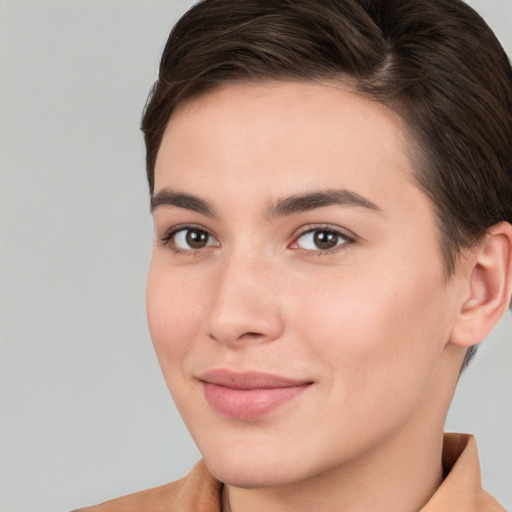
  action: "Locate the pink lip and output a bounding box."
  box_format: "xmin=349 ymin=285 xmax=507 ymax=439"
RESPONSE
xmin=199 ymin=369 xmax=313 ymax=420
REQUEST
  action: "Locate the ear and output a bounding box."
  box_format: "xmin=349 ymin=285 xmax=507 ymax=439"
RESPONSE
xmin=449 ymin=221 xmax=512 ymax=348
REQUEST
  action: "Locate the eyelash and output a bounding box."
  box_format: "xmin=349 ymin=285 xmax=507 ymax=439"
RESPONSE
xmin=159 ymin=224 xmax=355 ymax=256
xmin=159 ymin=224 xmax=217 ymax=255
xmin=291 ymin=225 xmax=355 ymax=255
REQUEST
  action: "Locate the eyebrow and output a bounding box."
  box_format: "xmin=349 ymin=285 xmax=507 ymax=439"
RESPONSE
xmin=150 ymin=187 xmax=382 ymax=218
xmin=151 ymin=189 xmax=216 ymax=216
xmin=267 ymin=189 xmax=382 ymax=218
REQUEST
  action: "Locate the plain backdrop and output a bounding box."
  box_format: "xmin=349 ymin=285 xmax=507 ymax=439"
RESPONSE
xmin=1 ymin=1 xmax=511 ymax=511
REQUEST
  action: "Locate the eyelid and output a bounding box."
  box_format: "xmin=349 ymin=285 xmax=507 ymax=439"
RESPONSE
xmin=159 ymin=223 xmax=220 ymax=252
xmin=289 ymin=224 xmax=356 ymax=252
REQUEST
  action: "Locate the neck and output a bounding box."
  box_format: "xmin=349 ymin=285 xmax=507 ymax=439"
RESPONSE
xmin=226 ymin=422 xmax=445 ymax=512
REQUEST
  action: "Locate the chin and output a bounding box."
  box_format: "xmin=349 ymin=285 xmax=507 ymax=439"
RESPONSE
xmin=205 ymin=459 xmax=300 ymax=489
xmin=200 ymin=441 xmax=323 ymax=489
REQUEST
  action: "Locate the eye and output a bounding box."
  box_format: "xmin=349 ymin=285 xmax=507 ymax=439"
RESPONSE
xmin=292 ymin=228 xmax=352 ymax=252
xmin=162 ymin=226 xmax=220 ymax=252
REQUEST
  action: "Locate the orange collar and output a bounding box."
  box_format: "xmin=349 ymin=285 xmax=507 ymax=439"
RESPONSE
xmin=74 ymin=433 xmax=505 ymax=512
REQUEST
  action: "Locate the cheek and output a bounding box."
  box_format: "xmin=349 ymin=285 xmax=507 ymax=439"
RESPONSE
xmin=146 ymin=257 xmax=206 ymax=375
xmin=293 ymin=261 xmax=452 ymax=399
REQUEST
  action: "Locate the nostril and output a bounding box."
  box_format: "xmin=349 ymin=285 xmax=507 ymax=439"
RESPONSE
xmin=240 ymin=332 xmax=265 ymax=341
xmin=208 ymin=332 xmax=260 ymax=345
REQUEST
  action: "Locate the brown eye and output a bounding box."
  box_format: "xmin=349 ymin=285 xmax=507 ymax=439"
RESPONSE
xmin=171 ymin=228 xmax=219 ymax=251
xmin=294 ymin=228 xmax=350 ymax=252
xmin=313 ymin=231 xmax=339 ymax=250
xmin=185 ymin=229 xmax=209 ymax=248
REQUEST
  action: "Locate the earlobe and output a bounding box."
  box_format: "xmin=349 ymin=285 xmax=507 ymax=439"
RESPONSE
xmin=450 ymin=221 xmax=512 ymax=348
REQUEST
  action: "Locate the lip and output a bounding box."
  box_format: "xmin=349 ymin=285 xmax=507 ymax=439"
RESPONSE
xmin=198 ymin=369 xmax=313 ymax=420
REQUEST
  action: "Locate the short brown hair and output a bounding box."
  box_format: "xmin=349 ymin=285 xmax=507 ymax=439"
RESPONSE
xmin=141 ymin=0 xmax=512 ymax=368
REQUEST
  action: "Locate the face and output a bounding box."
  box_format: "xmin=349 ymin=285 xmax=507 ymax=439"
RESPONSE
xmin=147 ymin=82 xmax=461 ymax=488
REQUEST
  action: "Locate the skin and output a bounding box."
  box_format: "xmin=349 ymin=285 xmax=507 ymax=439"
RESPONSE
xmin=147 ymin=82 xmax=475 ymax=512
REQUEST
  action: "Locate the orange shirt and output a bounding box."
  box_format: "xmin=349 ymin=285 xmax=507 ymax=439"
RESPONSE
xmin=74 ymin=433 xmax=505 ymax=512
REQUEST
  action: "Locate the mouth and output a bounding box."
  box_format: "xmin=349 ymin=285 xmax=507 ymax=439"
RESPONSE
xmin=198 ymin=369 xmax=313 ymax=421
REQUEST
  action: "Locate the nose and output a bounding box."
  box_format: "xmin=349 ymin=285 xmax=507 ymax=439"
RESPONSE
xmin=205 ymin=253 xmax=285 ymax=347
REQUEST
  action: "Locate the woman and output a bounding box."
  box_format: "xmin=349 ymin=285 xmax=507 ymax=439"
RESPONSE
xmin=77 ymin=0 xmax=512 ymax=510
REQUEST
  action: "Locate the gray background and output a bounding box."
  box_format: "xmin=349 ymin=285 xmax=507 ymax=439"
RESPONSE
xmin=0 ymin=1 xmax=511 ymax=511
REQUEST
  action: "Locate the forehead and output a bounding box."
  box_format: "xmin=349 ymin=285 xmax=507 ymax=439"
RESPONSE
xmin=155 ymin=81 xmax=417 ymax=202
xmin=167 ymin=81 xmax=408 ymax=155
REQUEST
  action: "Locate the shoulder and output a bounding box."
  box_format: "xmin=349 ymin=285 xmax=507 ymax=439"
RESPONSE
xmin=72 ymin=479 xmax=183 ymax=512
xmin=72 ymin=460 xmax=222 ymax=512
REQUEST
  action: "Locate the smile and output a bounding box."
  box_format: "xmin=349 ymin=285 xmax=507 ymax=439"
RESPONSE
xmin=199 ymin=369 xmax=313 ymax=421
